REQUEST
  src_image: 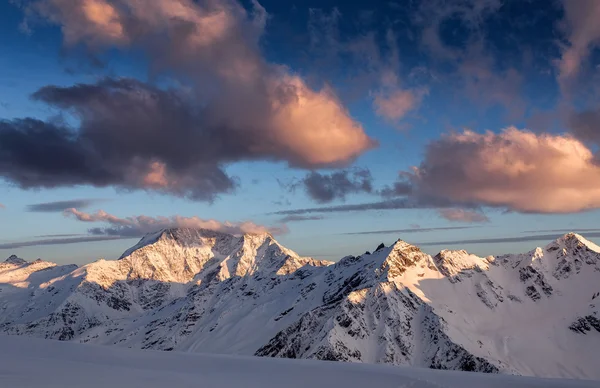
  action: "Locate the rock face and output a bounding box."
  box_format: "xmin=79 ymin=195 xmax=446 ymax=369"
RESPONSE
xmin=4 ymin=255 xmax=27 ymax=266
xmin=1 ymin=230 xmax=599 ymax=379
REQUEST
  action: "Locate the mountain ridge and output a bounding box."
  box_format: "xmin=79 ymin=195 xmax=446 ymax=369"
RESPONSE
xmin=0 ymin=229 xmax=599 ymax=379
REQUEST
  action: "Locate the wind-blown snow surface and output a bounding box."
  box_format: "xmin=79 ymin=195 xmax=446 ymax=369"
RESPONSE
xmin=0 ymin=229 xmax=599 ymax=380
xmin=0 ymin=335 xmax=596 ymax=388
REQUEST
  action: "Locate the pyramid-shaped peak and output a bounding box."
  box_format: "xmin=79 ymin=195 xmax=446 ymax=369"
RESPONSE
xmin=239 ymin=230 xmax=276 ymax=243
xmin=107 ymin=228 xmax=282 ymax=283
xmin=378 ymin=239 xmax=431 ymax=278
xmin=118 ymin=227 xmax=245 ymax=259
xmin=162 ymin=227 xmax=237 ymax=241
xmin=561 ymin=232 xmax=586 ymax=242
xmin=390 ymin=238 xmax=424 ymax=253
xmin=546 ymin=232 xmax=600 ymax=254
xmin=4 ymin=254 xmax=26 ymax=265
xmin=433 ymin=249 xmax=488 ymax=278
xmin=161 ymin=227 xmax=274 ymax=244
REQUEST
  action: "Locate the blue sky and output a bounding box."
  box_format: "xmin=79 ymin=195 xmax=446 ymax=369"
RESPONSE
xmin=2 ymin=0 xmax=600 ymax=265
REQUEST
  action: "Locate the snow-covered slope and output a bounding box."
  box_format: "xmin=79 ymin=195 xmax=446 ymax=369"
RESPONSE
xmin=0 ymin=229 xmax=599 ymax=380
xmin=0 ymin=335 xmax=595 ymax=388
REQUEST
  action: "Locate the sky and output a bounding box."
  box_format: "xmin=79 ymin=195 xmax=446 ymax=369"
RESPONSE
xmin=2 ymin=0 xmax=600 ymax=265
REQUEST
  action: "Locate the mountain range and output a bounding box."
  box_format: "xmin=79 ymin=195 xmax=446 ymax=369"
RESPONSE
xmin=0 ymin=228 xmax=599 ymax=379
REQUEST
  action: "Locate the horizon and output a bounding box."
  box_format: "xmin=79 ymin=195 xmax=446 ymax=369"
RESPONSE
xmin=2 ymin=0 xmax=600 ymax=265
xmin=3 ymin=227 xmax=599 ymax=266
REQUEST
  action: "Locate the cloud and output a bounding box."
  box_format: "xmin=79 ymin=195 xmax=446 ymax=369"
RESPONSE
xmin=557 ymin=0 xmax=600 ymax=85
xmin=413 ymin=1 xmax=525 ymax=118
xmin=295 ymin=168 xmax=373 ymax=203
xmin=277 ymin=215 xmax=324 ymax=223
xmin=415 ymin=0 xmax=502 ymax=60
xmin=522 ymin=228 xmax=600 ymax=234
xmin=272 ymin=197 xmax=291 ymax=207
xmin=307 ymin=10 xmax=424 ymax=123
xmin=378 ymin=178 xmax=413 ymax=198
xmin=418 ymin=232 xmax=600 ymax=247
xmin=344 ymin=226 xmax=475 ymax=236
xmin=35 ymin=234 xmax=86 ymax=238
xmin=279 ymin=127 xmax=600 ymax=217
xmin=0 ymin=235 xmax=124 ymax=250
xmin=272 ymin=198 xmax=427 ymax=216
xmin=458 ymin=45 xmax=525 ymax=119
xmin=64 ymin=208 xmax=287 ymax=237
xmin=373 ymin=87 xmax=425 ymax=123
xmin=437 ymin=208 xmax=489 ymax=223
xmin=1 ymin=0 xmax=376 ymax=201
xmin=402 ymin=127 xmax=600 ymax=213
xmin=371 ymin=55 xmax=426 ymax=124
xmin=26 ymin=199 xmax=103 ymax=212
xmin=568 ymin=108 xmax=600 ymax=148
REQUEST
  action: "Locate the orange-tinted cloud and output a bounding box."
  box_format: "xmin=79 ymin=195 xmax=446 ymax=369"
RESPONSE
xmin=32 ymin=0 xmax=126 ymax=46
xmin=64 ymin=208 xmax=287 ymax=237
xmin=29 ymin=0 xmax=375 ymax=166
xmin=408 ymin=127 xmax=600 ymax=213
xmin=263 ymin=75 xmax=376 ymax=168
xmin=373 ymin=88 xmax=422 ymax=122
xmin=1 ymin=0 xmax=375 ymax=200
xmin=437 ymin=208 xmax=489 ymax=223
xmin=558 ymin=1 xmax=600 ymax=88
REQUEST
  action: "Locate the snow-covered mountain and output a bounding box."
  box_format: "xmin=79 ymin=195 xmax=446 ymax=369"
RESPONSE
xmin=1 ymin=229 xmax=599 ymax=379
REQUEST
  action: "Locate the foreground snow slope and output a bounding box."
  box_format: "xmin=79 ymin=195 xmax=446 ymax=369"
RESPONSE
xmin=0 ymin=335 xmax=595 ymax=388
xmin=1 ymin=229 xmax=600 ymax=379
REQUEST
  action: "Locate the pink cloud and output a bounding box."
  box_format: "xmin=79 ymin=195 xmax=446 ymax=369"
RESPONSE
xmin=64 ymin=208 xmax=287 ymax=237
xmin=437 ymin=208 xmax=489 ymax=223
xmin=32 ymin=0 xmax=127 ymax=47
xmin=373 ymin=88 xmax=422 ymax=122
xmin=408 ymin=127 xmax=600 ymax=213
xmin=26 ymin=0 xmax=376 ymax=170
xmin=306 ymin=15 xmax=426 ymax=126
xmin=65 ymin=208 xmax=131 ymax=225
xmin=263 ymin=75 xmax=377 ymax=168
xmin=558 ymin=1 xmax=600 ymax=87
xmin=458 ymin=45 xmax=525 ymax=120
xmin=369 ymin=34 xmax=426 ymax=125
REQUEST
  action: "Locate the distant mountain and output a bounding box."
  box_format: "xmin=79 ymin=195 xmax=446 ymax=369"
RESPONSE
xmin=1 ymin=229 xmax=599 ymax=379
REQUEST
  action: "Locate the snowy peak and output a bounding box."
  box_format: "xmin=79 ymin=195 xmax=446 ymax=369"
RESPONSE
xmin=379 ymin=239 xmax=434 ymax=278
xmin=3 ymin=230 xmax=600 ymax=379
xmin=4 ymin=254 xmax=26 ymax=266
xmin=100 ymin=228 xmax=247 ymax=284
xmin=433 ymin=249 xmax=490 ymax=278
xmin=536 ymin=233 xmax=600 ymax=280
xmin=219 ymin=232 xmax=291 ymax=277
xmin=216 ymin=232 xmax=330 ymax=277
xmin=119 ymin=228 xmax=242 ymax=259
xmin=545 ymin=233 xmax=600 ymax=254
xmin=108 ymin=228 xmax=320 ymax=283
